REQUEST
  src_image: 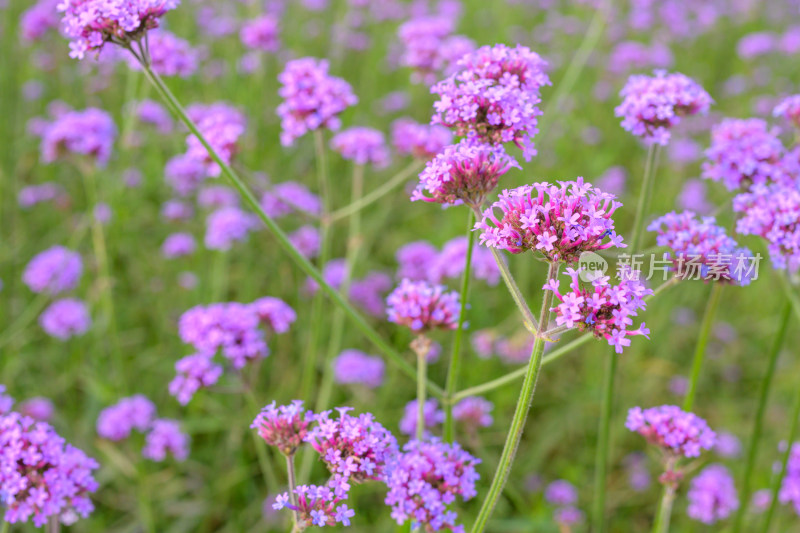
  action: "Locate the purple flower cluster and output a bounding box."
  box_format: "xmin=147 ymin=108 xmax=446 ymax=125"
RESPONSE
xmin=545 ymin=480 xmax=577 ymax=506
xmin=165 ymin=154 xmax=206 ymax=196
xmin=185 ymin=103 xmax=247 ymax=177
xmin=20 ymin=0 xmax=59 ymax=42
xmin=39 ymin=298 xmax=91 ymax=340
xmin=0 ymin=411 xmax=99 ymax=526
xmin=330 ymin=127 xmax=391 ymax=168
xmin=23 ymin=246 xmax=82 ymax=295
xmin=251 ymin=400 xmax=314 ymax=456
xmin=204 ymin=206 xmax=258 ymax=250
xmin=305 ymin=407 xmax=398 ymax=483
xmin=412 ymin=140 xmax=519 ymax=207
xmin=261 ymin=181 xmax=322 ymax=218
xmin=452 ymin=396 xmax=493 ymax=431
xmin=615 ymin=70 xmax=712 ymax=146
xmin=626 ymin=405 xmax=716 ymax=458
xmin=687 ymin=464 xmax=739 ymax=524
xmin=142 ymin=419 xmax=189 ymax=462
xmin=397 ymin=16 xmax=474 ymax=85
xmin=476 ymin=179 xmax=624 ymax=263
xmin=396 ymin=239 xmax=500 ymax=287
xmin=391 ymin=118 xmax=453 ymax=160
xmin=169 ymin=352 xmax=223 ymax=404
xmin=96 ymin=395 xmax=155 ymax=441
xmin=545 ymin=267 xmax=652 ymax=353
xmin=58 ymin=0 xmax=179 ymax=59
xmin=648 ymin=211 xmax=753 ymax=285
xmin=702 ymin=118 xmax=795 ymax=191
xmin=273 ymin=484 xmax=354 ymax=528
xmin=251 ymin=296 xmax=297 ymax=334
xmin=128 ymin=30 xmax=198 ymax=77
xmin=774 ymin=95 xmax=800 ymax=129
xmin=333 ymin=350 xmax=385 ymax=388
xmin=240 ymin=14 xmax=280 ymax=52
xmin=431 ymin=44 xmax=550 ymax=161
xmin=289 ymin=225 xmax=321 ymax=259
xmin=386 ymin=278 xmax=460 ymax=333
xmin=135 ymin=99 xmax=172 ymax=133
xmin=384 ymin=438 xmax=480 ymax=532
xmin=161 ymin=232 xmax=196 ymax=258
xmin=399 ymin=399 xmax=445 ymax=437
xmin=40 ymin=108 xmax=116 ymax=166
xmin=277 ymin=58 xmax=358 ymax=146
xmin=779 ymin=442 xmax=800 ymax=515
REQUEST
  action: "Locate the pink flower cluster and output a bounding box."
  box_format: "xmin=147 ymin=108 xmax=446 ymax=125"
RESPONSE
xmin=626 ymin=405 xmax=716 ymax=458
xmin=23 ymin=246 xmax=82 ymax=295
xmin=333 ymin=350 xmax=385 ymax=388
xmin=386 ymin=279 xmax=460 ymax=333
xmin=251 ymin=400 xmax=313 ymax=456
xmin=399 ymin=398 xmax=445 ymax=437
xmin=774 ymin=94 xmax=800 ymax=129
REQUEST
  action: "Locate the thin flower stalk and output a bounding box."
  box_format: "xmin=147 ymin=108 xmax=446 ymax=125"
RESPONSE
xmin=683 ymin=283 xmax=724 ymax=411
xmin=763 ymin=378 xmax=800 ymax=531
xmin=413 ymin=336 xmax=433 ymax=441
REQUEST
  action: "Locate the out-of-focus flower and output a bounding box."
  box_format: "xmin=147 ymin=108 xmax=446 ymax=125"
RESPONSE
xmin=289 ymin=225 xmax=321 ymax=259
xmin=453 ymin=396 xmax=493 ymax=431
xmin=399 ymin=398 xmax=445 ymax=437
xmin=779 ymin=441 xmax=800 ymax=515
xmin=204 ymin=206 xmax=258 ymax=250
xmin=545 ymin=480 xmax=578 ymax=506
xmin=169 ymin=352 xmax=223 ymax=405
xmin=135 ymin=99 xmax=172 ymax=133
xmin=250 ymin=296 xmax=296 ymax=334
xmin=333 ymin=349 xmax=385 ymax=388
xmin=18 ymin=397 xmax=54 ymax=422
xmin=240 ymin=14 xmax=280 ymax=52
xmin=18 ymin=183 xmax=67 ymax=208
xmin=687 ymin=464 xmax=739 ymax=524
xmin=23 ymin=246 xmax=82 ymax=294
xmin=391 ymin=118 xmax=452 ymax=159
xmin=162 ymin=233 xmax=196 ymax=258
xmin=330 ymin=127 xmax=391 ymax=168
xmin=433 ymin=236 xmax=501 ymax=286
xmin=142 ymin=419 xmax=189 ymax=462
xmin=396 ymin=241 xmax=439 ymax=281
xmin=737 ymin=32 xmax=775 ymax=59
xmin=40 ymin=108 xmax=116 ymax=166
xmin=96 ymin=395 xmax=156 ymax=441
xmin=773 ymin=95 xmax=800 ymax=129
xmin=127 ymin=30 xmax=198 ymax=77
xmin=185 ymin=103 xmax=246 ymax=177
xmin=261 ymin=181 xmax=322 ymax=218
xmin=39 ymin=298 xmax=91 ymax=340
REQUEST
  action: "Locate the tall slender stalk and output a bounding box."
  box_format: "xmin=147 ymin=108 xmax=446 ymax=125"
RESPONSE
xmin=470 ymin=262 xmax=559 ymax=533
xmin=651 ymin=483 xmax=677 ymax=533
xmin=0 ymin=519 xmax=8 ymax=533
xmin=683 ymin=283 xmax=724 ymax=411
xmin=416 ymin=342 xmax=428 ymax=441
xmin=444 ymin=211 xmax=476 ymax=442
xmin=628 ymin=145 xmax=659 ymax=254
xmin=764 ymin=381 xmax=800 ymax=532
xmin=286 ymin=454 xmax=299 ymax=528
xmin=46 ymin=516 xmax=60 ymax=533
xmin=732 ymin=302 xmax=792 ymax=533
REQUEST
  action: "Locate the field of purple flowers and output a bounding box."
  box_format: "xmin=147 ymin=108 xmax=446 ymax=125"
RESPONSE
xmin=3 ymin=0 xmax=800 ymax=532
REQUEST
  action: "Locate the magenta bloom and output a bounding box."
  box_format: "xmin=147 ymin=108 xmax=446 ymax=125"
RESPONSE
xmin=204 ymin=207 xmax=258 ymax=250
xmin=20 ymin=0 xmax=59 ymax=42
xmin=615 ymin=70 xmax=712 ymax=146
xmin=197 ymin=185 xmax=239 ymax=209
xmin=476 ymin=179 xmax=624 ymax=262
xmin=626 ymin=405 xmax=716 ymax=458
xmin=40 ymin=108 xmax=116 ymax=166
xmin=273 ymin=484 xmax=354 ymax=528
xmin=330 ymin=127 xmax=390 ymax=168
xmin=96 ymin=394 xmax=156 ymax=441
xmin=251 ymin=400 xmax=314 ymax=456
xmin=261 ymin=181 xmax=322 ymax=218
xmin=648 ymin=211 xmax=754 ymax=285
xmin=545 ymin=267 xmax=652 ymax=354
xmin=39 ymin=298 xmax=91 ymax=340
xmin=23 ymin=246 xmax=82 ymax=294
xmin=142 ymin=419 xmax=189 ymax=462
xmin=774 ymin=95 xmax=800 ymax=129
xmin=391 ymin=118 xmax=453 ymax=160
xmin=687 ymin=464 xmax=739 ymax=524
xmin=185 ymin=102 xmax=246 ymax=177
xmin=168 ymin=352 xmax=223 ymax=405
xmin=161 ymin=232 xmax=196 ymax=258
xmin=384 ymin=438 xmax=480 ymax=531
xmin=702 ymin=118 xmax=794 ymax=192
xmin=332 ymin=350 xmax=385 ymax=388
xmin=58 ymin=0 xmax=179 ymax=59
xmin=277 ymin=58 xmax=357 ymax=146
xmin=412 ymin=140 xmax=519 ymax=207
xmin=386 ymin=279 xmax=460 ymax=333
xmin=452 ymin=396 xmax=493 ymax=431
xmin=240 ymin=14 xmax=280 ymax=52
xmin=399 ymin=399 xmax=445 ymax=437
xmin=431 ymin=44 xmax=550 ymax=161
xmin=1 ymin=412 xmax=99 ymax=526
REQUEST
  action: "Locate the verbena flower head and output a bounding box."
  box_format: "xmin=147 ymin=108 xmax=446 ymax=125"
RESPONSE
xmin=23 ymin=246 xmax=82 ymax=295
xmin=476 ymin=179 xmax=624 ymax=262
xmin=399 ymin=399 xmax=445 ymax=436
xmin=204 ymin=206 xmax=258 ymax=251
xmin=452 ymin=396 xmax=493 ymax=431
xmin=774 ymin=95 xmax=800 ymax=129
xmin=277 ymin=58 xmax=357 ymax=146
xmin=251 ymin=400 xmax=314 ymax=456
xmin=142 ymin=419 xmax=189 ymax=462
xmin=305 ymin=407 xmax=398 ymax=483
xmin=386 ymin=279 xmax=460 ymax=332
xmin=185 ymin=102 xmax=246 ymax=177
xmin=39 ymin=298 xmax=91 ymax=340
xmin=40 ymin=108 xmax=116 ymax=166
xmin=178 ymin=302 xmax=267 ymax=368
xmin=648 ymin=211 xmax=754 ymax=285
xmin=544 ymin=480 xmax=578 ymax=506
xmin=333 ymin=350 xmax=385 ymax=389
xmin=702 ymin=118 xmax=795 ymax=192
xmin=431 ymin=44 xmax=550 ymax=161
xmin=58 ymin=0 xmax=180 ymax=59
xmin=330 ymin=127 xmax=391 ymax=168
xmin=261 ymin=181 xmax=322 ymax=218
xmin=273 ymin=483 xmax=353 ymax=529
xmin=127 ymin=30 xmax=198 ymax=77
xmin=169 ymin=352 xmax=223 ymax=405
xmin=733 ymin=183 xmax=800 ymax=272
xmin=626 ymin=405 xmax=716 ymax=458
xmin=545 ymin=267 xmax=652 ymax=354
xmin=240 ymin=14 xmax=280 ymax=52
xmin=96 ymin=394 xmax=156 ymax=441
xmin=0 ymin=411 xmax=99 ymax=526
xmin=161 ymin=232 xmax=196 ymax=258
xmin=250 ymin=297 xmax=296 ymax=334
xmin=412 ymin=140 xmax=519 ymax=207
xmin=687 ymin=464 xmax=739 ymax=524
xmin=615 ymin=70 xmax=712 ymax=145
xmin=384 ymin=438 xmax=480 ymax=532
xmin=779 ymin=442 xmax=800 ymax=514
xmin=392 ymin=118 xmax=453 ymax=160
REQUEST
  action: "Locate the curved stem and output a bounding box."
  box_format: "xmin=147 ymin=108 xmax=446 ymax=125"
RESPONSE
xmin=683 ymin=283 xmax=724 ymax=411
xmin=763 ymin=379 xmax=800 ymax=532
xmin=444 ymin=211 xmax=476 ymax=442
xmin=470 ymin=262 xmax=558 ymax=533
xmin=328 ymin=160 xmax=422 ymax=222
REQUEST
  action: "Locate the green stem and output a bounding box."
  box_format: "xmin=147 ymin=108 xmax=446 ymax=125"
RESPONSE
xmin=0 ymin=520 xmax=8 ymax=533
xmin=329 ymin=160 xmax=422 ymax=222
xmin=444 ymin=211 xmax=476 ymax=442
xmin=136 ymin=57 xmax=442 ymax=396
xmin=736 ymin=302 xmax=792 ymax=533
xmin=651 ymin=484 xmax=677 ymax=533
xmin=591 ymin=350 xmax=617 ymax=533
xmin=470 ymin=262 xmax=558 ymax=533
xmin=417 ymin=345 xmax=428 ymax=441
xmin=763 ymin=380 xmax=800 ymax=532
xmin=629 ymin=144 xmax=660 ymax=253
xmin=286 ymin=454 xmax=299 ymax=528
xmin=210 ymin=250 xmax=228 ymax=301
xmin=46 ymin=516 xmax=60 ymax=533
xmin=244 ymin=389 xmax=280 ymax=491
xmin=0 ymin=292 xmax=49 ymax=349
xmin=683 ymin=283 xmax=724 ymax=411
xmin=777 ymin=273 xmax=800 ymax=324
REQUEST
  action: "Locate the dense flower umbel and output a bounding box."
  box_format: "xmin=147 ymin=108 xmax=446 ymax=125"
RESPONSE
xmin=774 ymin=94 xmax=800 ymax=129
xmin=702 ymin=118 xmax=795 ymax=192
xmin=251 ymin=401 xmax=314 ymax=456
xmin=58 ymin=0 xmax=179 ymax=59
xmin=23 ymin=246 xmax=82 ymax=295
xmin=411 ymin=140 xmax=519 ymax=207
xmin=733 ymin=183 xmax=800 ymax=272
xmin=40 ymin=108 xmax=116 ymax=166
xmin=386 ymin=279 xmax=460 ymax=332
xmin=476 ymin=179 xmax=625 ymax=262
xmin=452 ymin=396 xmax=493 ymax=431
xmin=626 ymin=405 xmax=716 ymax=458
xmin=431 ymin=44 xmax=550 ymax=161
xmin=0 ymin=411 xmax=99 ymax=526
xmin=779 ymin=442 xmax=800 ymax=515
xmin=615 ymin=70 xmax=712 ymax=145
xmin=330 ymin=127 xmax=391 ymax=168
xmin=305 ymin=407 xmax=398 ymax=483
xmin=647 ymin=211 xmax=754 ymax=285
xmin=687 ymin=464 xmax=739 ymax=524
xmin=276 ymin=58 xmax=358 ymax=146
xmin=384 ymin=438 xmax=480 ymax=532
xmin=251 ymin=296 xmax=297 ymax=334
xmin=392 ymin=118 xmax=453 ymax=160
xmin=273 ymin=483 xmax=354 ymax=529
xmin=96 ymin=395 xmax=155 ymax=441
xmin=545 ymin=267 xmax=652 ymax=353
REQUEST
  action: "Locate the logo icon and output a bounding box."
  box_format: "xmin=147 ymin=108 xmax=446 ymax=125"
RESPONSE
xmin=578 ymin=251 xmax=608 ymax=282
